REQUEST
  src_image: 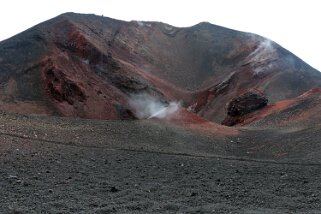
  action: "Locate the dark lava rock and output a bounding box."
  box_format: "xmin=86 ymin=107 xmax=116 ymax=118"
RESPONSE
xmin=190 ymin=192 xmax=198 ymax=197
xmin=110 ymin=186 xmax=119 ymax=193
xmin=227 ymin=92 xmax=268 ymax=117
xmin=222 ymin=91 xmax=268 ymax=126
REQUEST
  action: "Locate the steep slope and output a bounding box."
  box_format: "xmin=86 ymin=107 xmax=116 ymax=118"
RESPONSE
xmin=0 ymin=12 xmax=321 ymax=125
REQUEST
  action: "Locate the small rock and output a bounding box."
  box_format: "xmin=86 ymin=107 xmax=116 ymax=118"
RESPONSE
xmin=190 ymin=192 xmax=198 ymax=197
xmin=110 ymin=186 xmax=119 ymax=193
xmin=8 ymin=175 xmax=18 ymax=179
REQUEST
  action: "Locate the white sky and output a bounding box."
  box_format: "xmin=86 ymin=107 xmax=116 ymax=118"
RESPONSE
xmin=0 ymin=0 xmax=320 ymax=71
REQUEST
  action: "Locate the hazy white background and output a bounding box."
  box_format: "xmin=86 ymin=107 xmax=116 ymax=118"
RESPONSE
xmin=0 ymin=0 xmax=320 ymax=71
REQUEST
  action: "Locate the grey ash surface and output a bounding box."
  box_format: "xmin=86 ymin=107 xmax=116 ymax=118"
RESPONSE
xmin=0 ymin=112 xmax=321 ymax=213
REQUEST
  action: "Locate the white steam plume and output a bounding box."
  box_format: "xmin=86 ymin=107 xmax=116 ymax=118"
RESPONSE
xmin=128 ymin=93 xmax=180 ymax=119
xmin=245 ymin=38 xmax=278 ymax=75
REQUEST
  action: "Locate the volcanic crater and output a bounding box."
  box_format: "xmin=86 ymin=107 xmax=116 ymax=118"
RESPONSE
xmin=1 ymin=13 xmax=321 ymax=213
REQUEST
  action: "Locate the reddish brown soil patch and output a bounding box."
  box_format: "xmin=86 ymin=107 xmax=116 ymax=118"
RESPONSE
xmin=166 ymin=108 xmax=238 ymax=136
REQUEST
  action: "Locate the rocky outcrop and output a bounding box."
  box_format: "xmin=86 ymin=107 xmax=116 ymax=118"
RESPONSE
xmin=222 ymin=92 xmax=268 ymax=126
xmin=227 ymin=92 xmax=268 ymax=117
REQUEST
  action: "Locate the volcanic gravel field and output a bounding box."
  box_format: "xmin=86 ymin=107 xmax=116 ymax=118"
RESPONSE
xmin=1 ymin=112 xmax=321 ymax=213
